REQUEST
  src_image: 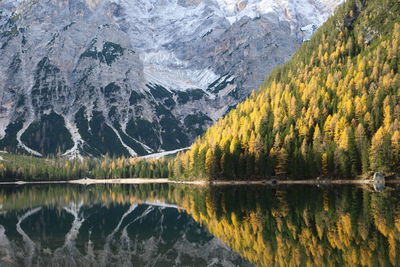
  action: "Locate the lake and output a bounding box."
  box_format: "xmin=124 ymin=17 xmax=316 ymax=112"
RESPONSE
xmin=0 ymin=183 xmax=399 ymax=266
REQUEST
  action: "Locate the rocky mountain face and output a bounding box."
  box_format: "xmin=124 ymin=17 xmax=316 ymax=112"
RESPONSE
xmin=0 ymin=0 xmax=343 ymax=157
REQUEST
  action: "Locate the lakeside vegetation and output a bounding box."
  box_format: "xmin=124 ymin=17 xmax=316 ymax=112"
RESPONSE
xmin=0 ymin=153 xmax=169 ymax=181
xmin=170 ymin=0 xmax=400 ymax=181
xmin=0 ymin=151 xmax=398 ymax=182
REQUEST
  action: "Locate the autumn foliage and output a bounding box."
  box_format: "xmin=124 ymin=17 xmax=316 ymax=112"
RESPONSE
xmin=171 ymin=0 xmax=400 ymax=180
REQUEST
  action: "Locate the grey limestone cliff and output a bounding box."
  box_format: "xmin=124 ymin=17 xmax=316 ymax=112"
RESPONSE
xmin=0 ymin=0 xmax=343 ymax=157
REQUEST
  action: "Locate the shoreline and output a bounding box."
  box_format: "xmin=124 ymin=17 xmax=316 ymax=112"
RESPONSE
xmin=0 ymin=178 xmax=398 ymax=186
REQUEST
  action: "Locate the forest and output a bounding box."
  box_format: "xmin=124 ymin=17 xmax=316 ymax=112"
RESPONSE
xmin=170 ymin=0 xmax=400 ymax=180
xmin=0 ymin=0 xmax=399 ymax=182
xmin=0 ymin=153 xmax=169 ymax=181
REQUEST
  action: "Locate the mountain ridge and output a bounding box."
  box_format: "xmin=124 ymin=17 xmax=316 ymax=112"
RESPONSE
xmin=0 ymin=0 xmax=342 ymax=157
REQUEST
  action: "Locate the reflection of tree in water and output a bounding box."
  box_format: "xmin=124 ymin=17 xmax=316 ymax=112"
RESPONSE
xmin=182 ymin=186 xmax=400 ymax=267
xmin=0 ymin=185 xmax=250 ymax=267
xmin=0 ymin=184 xmax=400 ymax=266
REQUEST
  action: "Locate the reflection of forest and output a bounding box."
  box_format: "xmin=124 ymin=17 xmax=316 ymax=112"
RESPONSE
xmin=184 ymin=185 xmax=400 ymax=267
xmin=1 ymin=184 xmax=400 ymax=266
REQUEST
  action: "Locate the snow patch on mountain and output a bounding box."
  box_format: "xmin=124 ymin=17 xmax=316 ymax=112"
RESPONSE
xmin=109 ymin=123 xmax=138 ymax=157
xmin=140 ymin=147 xmax=190 ymax=160
xmin=112 ymin=0 xmax=215 ymax=50
xmin=216 ymin=0 xmax=344 ymax=28
xmin=63 ymin=116 xmax=85 ymax=160
xmin=143 ymin=51 xmax=220 ymax=91
xmin=0 ymin=117 xmax=10 ymax=140
xmin=0 ymin=0 xmax=344 ymax=157
xmin=16 ymin=120 xmax=42 ymax=157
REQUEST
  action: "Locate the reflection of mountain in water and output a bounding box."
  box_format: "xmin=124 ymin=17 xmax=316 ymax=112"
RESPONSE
xmin=0 ymin=202 xmax=251 ymax=266
xmin=1 ymin=184 xmax=400 ymax=266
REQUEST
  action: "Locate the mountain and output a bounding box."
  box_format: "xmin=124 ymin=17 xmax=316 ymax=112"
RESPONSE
xmin=171 ymin=0 xmax=400 ymax=180
xmin=0 ymin=0 xmax=342 ymax=157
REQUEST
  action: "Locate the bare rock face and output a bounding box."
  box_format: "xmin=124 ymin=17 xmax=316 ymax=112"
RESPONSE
xmin=0 ymin=0 xmax=343 ymax=157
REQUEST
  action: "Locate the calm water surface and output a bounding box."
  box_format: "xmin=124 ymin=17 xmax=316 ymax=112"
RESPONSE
xmin=0 ymin=183 xmax=399 ymax=266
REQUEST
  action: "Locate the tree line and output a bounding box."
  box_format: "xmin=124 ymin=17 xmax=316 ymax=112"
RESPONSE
xmin=0 ymin=153 xmax=169 ymax=181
